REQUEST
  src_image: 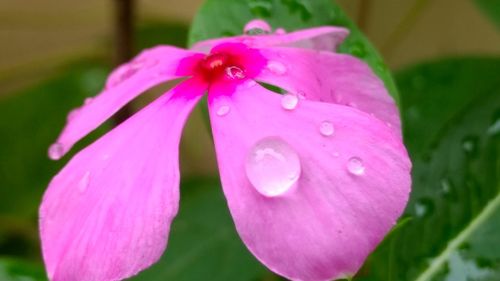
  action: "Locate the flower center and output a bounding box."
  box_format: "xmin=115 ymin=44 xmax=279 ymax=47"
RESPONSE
xmin=197 ymin=52 xmax=246 ymax=83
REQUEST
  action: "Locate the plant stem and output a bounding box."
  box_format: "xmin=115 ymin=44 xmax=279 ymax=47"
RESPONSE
xmin=112 ymin=0 xmax=135 ymax=125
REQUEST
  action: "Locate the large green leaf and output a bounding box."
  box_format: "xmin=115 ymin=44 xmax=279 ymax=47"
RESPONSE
xmin=130 ymin=178 xmax=274 ymax=281
xmin=357 ymin=57 xmax=500 ymax=281
xmin=188 ymin=0 xmax=399 ymax=103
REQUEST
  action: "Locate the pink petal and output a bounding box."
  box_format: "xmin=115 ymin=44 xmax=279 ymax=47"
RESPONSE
xmin=40 ymin=78 xmax=206 ymax=281
xmin=191 ymin=26 xmax=348 ymax=53
xmin=50 ymin=46 xmax=201 ymax=159
xmin=208 ymin=83 xmax=411 ymax=281
xmin=255 ymin=47 xmax=402 ymax=136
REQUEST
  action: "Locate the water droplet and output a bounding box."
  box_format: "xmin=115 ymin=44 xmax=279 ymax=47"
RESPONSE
xmin=245 ymin=137 xmax=301 ymax=197
xmin=349 ymin=42 xmax=367 ymax=58
xmin=414 ymin=198 xmax=434 ymax=218
xmin=67 ymin=108 xmax=80 ymax=122
xmin=297 ymin=91 xmax=307 ymax=99
xmin=244 ymin=19 xmax=272 ymax=35
xmin=216 ymin=105 xmax=231 ymax=116
xmin=267 ymin=61 xmax=287 ymax=75
xmin=48 ymin=143 xmax=64 ymax=160
xmin=347 ymin=157 xmax=365 ymax=175
xmin=333 ymin=152 xmax=340 ymax=157
xmin=319 ymin=121 xmax=334 ymax=136
xmin=487 ymin=116 xmax=500 ymax=136
xmin=225 ymin=66 xmax=246 ymax=79
xmin=78 ymin=172 xmax=91 ymax=193
xmin=275 ymin=28 xmax=286 ymax=35
xmin=281 ymin=94 xmax=298 ymax=110
xmin=461 ymin=135 xmax=479 ymax=157
xmin=84 ymin=97 xmax=94 ymax=105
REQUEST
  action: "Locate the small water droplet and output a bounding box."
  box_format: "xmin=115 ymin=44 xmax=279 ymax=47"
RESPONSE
xmin=67 ymin=108 xmax=80 ymax=122
xmin=225 ymin=66 xmax=246 ymax=79
xmin=84 ymin=97 xmax=94 ymax=105
xmin=414 ymin=198 xmax=434 ymax=218
xmin=333 ymin=152 xmax=340 ymax=157
xmin=281 ymin=94 xmax=298 ymax=110
xmin=347 ymin=157 xmax=365 ymax=175
xmin=216 ymin=105 xmax=231 ymax=116
xmin=297 ymin=91 xmax=307 ymax=99
xmin=244 ymin=19 xmax=272 ymax=35
xmin=275 ymin=28 xmax=286 ymax=35
xmin=267 ymin=61 xmax=287 ymax=75
xmin=319 ymin=121 xmax=334 ymax=136
xmin=48 ymin=143 xmax=64 ymax=160
xmin=78 ymin=172 xmax=91 ymax=193
xmin=245 ymin=137 xmax=301 ymax=197
xmin=487 ymin=116 xmax=500 ymax=136
xmin=461 ymin=135 xmax=479 ymax=157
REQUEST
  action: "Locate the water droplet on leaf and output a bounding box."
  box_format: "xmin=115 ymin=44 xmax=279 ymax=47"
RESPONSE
xmin=281 ymin=94 xmax=298 ymax=110
xmin=319 ymin=121 xmax=334 ymax=136
xmin=245 ymin=137 xmax=301 ymax=197
xmin=415 ymin=198 xmax=434 ymax=218
xmin=347 ymin=157 xmax=365 ymax=175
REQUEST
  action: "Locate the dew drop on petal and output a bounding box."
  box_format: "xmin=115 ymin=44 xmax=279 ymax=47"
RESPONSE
xmin=225 ymin=66 xmax=246 ymax=79
xmin=48 ymin=143 xmax=64 ymax=160
xmin=243 ymin=19 xmax=272 ymax=35
xmin=67 ymin=108 xmax=80 ymax=122
xmin=281 ymin=94 xmax=298 ymax=110
xmin=78 ymin=171 xmax=91 ymax=193
xmin=319 ymin=121 xmax=334 ymax=136
xmin=216 ymin=105 xmax=231 ymax=117
xmin=275 ymin=28 xmax=286 ymax=35
xmin=333 ymin=152 xmax=340 ymax=157
xmin=245 ymin=137 xmax=301 ymax=197
xmin=347 ymin=157 xmax=365 ymax=175
xmin=267 ymin=61 xmax=287 ymax=75
xmin=84 ymin=97 xmax=94 ymax=105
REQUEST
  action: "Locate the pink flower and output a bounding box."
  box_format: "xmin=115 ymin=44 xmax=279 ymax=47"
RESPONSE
xmin=40 ymin=20 xmax=411 ymax=281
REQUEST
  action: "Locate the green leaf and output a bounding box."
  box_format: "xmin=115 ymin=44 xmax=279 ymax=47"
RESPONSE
xmin=188 ymin=0 xmax=399 ymax=103
xmin=0 ymin=61 xmax=110 ymax=219
xmin=357 ymin=57 xmax=500 ymax=281
xmin=474 ymin=0 xmax=500 ymax=27
xmin=130 ymin=178 xmax=272 ymax=281
xmin=0 ymin=258 xmax=47 ymax=281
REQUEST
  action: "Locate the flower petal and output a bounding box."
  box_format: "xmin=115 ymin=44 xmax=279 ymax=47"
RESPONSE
xmin=40 ymin=78 xmax=205 ymax=281
xmin=192 ymin=26 xmax=348 ymax=53
xmin=256 ymin=47 xmax=401 ymax=135
xmin=208 ymin=83 xmax=411 ymax=281
xmin=51 ymin=46 xmax=201 ymax=159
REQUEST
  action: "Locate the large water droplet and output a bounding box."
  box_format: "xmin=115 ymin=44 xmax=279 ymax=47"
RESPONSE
xmin=245 ymin=137 xmax=301 ymax=197
xmin=225 ymin=66 xmax=246 ymax=79
xmin=281 ymin=94 xmax=298 ymax=110
xmin=216 ymin=105 xmax=230 ymax=117
xmin=347 ymin=157 xmax=365 ymax=175
xmin=48 ymin=143 xmax=64 ymax=160
xmin=267 ymin=61 xmax=287 ymax=75
xmin=243 ymin=19 xmax=272 ymax=35
xmin=78 ymin=172 xmax=91 ymax=193
xmin=319 ymin=121 xmax=334 ymax=136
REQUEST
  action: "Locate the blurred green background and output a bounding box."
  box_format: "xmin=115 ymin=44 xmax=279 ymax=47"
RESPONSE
xmin=0 ymin=0 xmax=499 ymax=280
